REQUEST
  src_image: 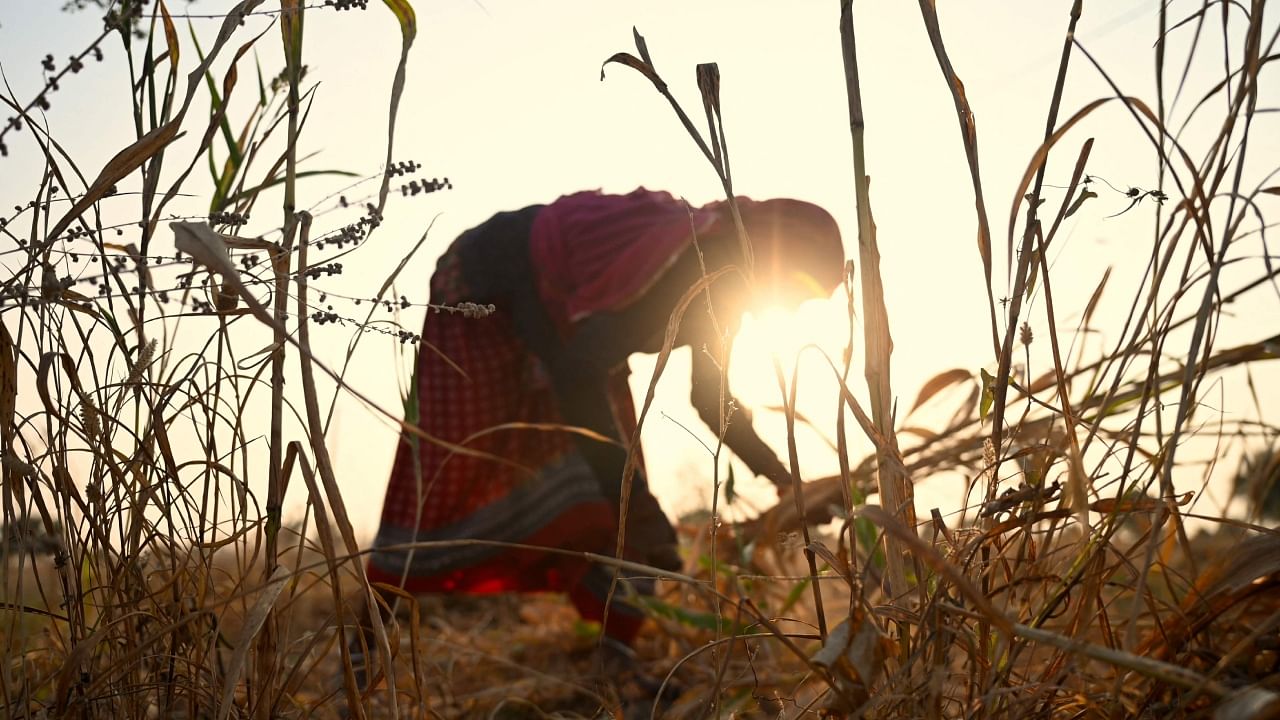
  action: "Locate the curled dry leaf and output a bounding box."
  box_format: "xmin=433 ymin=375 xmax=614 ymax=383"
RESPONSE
xmin=696 ymin=61 xmax=723 ymax=166
xmin=43 ymin=121 xmax=182 ymax=249
xmin=158 ymin=0 xmax=180 ymax=84
xmin=1089 ymin=491 xmax=1192 ymax=515
xmin=171 ymin=221 xmax=240 ymax=280
xmin=1081 ymin=266 xmax=1113 ymax=331
xmin=215 ymin=566 xmax=289 ymax=720
xmin=215 ymin=282 xmax=240 ymax=312
xmin=899 ymin=425 xmax=940 ymax=441
xmin=909 ymin=367 xmax=971 ymax=414
xmin=806 ymin=539 xmax=852 ymax=587
xmin=980 ymin=480 xmax=1062 ymax=518
xmin=1029 ymin=367 xmax=1058 ymax=393
xmin=602 ymin=28 xmax=663 ymax=86
xmin=811 ymin=614 xmax=890 ymax=712
xmin=173 ymin=222 xmax=245 ymax=311
xmin=600 ymin=52 xmax=664 ymax=87
xmin=696 ymin=62 xmax=720 ymax=115
xmin=1064 ymin=188 xmax=1098 ymax=217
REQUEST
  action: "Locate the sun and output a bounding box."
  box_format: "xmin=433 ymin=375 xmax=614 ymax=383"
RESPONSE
xmin=729 ymin=295 xmax=851 ymax=403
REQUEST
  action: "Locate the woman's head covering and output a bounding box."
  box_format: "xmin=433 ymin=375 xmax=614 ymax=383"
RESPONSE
xmin=529 ymin=189 xmax=845 ymax=332
xmin=530 ymin=189 xmax=718 ymax=330
xmin=729 ymin=197 xmax=845 ymax=309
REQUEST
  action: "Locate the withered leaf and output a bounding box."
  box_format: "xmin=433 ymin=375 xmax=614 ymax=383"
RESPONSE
xmin=909 ymin=367 xmax=971 ymax=414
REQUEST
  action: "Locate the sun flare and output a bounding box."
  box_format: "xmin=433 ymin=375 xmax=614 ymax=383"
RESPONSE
xmin=730 ymin=296 xmax=850 ymax=397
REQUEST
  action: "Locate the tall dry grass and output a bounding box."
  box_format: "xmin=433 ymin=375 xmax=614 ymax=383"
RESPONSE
xmin=1 ymin=1 xmax=1278 ymax=719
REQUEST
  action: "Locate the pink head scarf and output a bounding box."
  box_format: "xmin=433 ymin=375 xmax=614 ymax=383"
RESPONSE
xmin=529 ymin=188 xmax=843 ymax=332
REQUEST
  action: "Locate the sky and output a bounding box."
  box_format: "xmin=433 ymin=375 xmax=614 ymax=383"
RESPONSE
xmin=2 ymin=0 xmax=1277 ymax=536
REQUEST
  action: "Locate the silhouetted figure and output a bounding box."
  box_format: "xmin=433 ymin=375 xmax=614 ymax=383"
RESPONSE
xmin=365 ymin=187 xmax=844 ymax=645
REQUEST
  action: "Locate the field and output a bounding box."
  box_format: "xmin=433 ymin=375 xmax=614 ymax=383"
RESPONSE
xmin=2 ymin=1 xmax=1279 ymax=718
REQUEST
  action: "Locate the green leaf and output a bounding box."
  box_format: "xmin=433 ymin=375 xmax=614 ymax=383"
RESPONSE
xmin=206 ymin=145 xmax=219 ymax=192
xmin=636 ymin=596 xmax=745 ymax=634
xmin=724 ymin=461 xmax=736 ymax=504
xmin=189 ymin=25 xmax=242 ymax=212
xmin=571 ymin=619 xmax=601 ymax=640
xmin=979 ymin=368 xmax=995 ymax=422
xmin=375 ymin=0 xmax=417 ymax=212
xmin=382 ymin=0 xmax=417 ymax=42
xmin=779 ymin=576 xmax=811 ymax=615
xmin=853 ymin=515 xmax=884 ymax=569
xmin=188 ymin=25 xmax=241 ymax=169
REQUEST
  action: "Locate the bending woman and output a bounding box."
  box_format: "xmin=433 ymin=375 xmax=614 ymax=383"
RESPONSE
xmin=366 ymin=187 xmax=844 ymax=644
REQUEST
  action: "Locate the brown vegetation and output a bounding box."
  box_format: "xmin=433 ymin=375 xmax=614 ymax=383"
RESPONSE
xmin=2 ymin=1 xmax=1279 ymax=718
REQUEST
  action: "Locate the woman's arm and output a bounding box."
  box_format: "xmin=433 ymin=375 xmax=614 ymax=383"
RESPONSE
xmin=689 ymin=339 xmax=793 ymax=489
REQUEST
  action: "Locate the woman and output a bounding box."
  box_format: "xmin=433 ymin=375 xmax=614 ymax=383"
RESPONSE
xmin=365 ymin=187 xmax=844 ymax=644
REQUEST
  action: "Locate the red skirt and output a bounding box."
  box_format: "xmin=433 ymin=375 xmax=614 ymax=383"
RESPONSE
xmin=367 ymin=243 xmax=647 ymax=641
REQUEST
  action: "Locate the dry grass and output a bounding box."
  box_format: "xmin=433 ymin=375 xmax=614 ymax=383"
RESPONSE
xmin=3 ymin=1 xmax=1280 ymax=718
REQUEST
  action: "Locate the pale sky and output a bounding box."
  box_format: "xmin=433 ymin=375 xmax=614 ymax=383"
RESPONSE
xmin=2 ymin=1 xmax=1277 ymax=535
